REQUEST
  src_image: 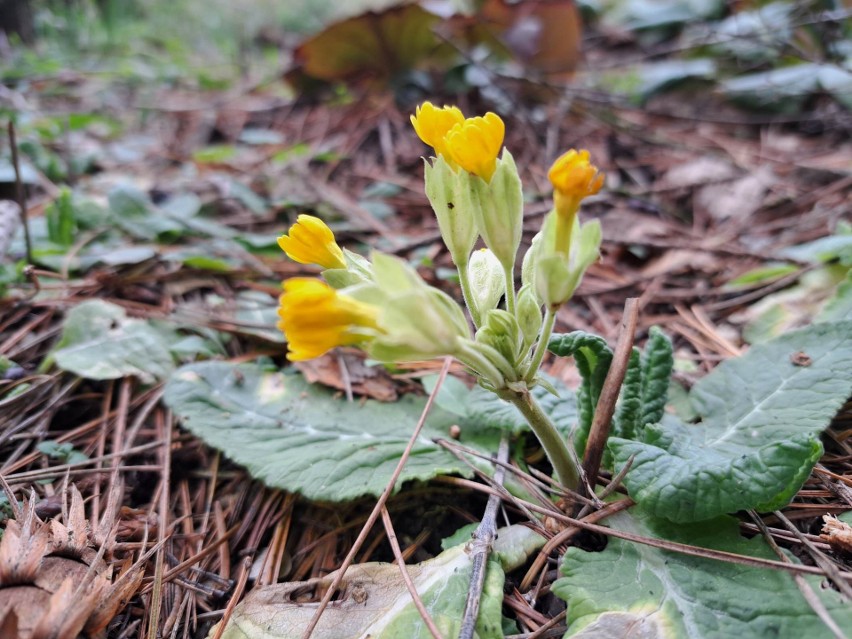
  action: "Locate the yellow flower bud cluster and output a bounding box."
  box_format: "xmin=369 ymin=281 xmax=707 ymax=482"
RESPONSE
xmin=411 ymin=102 xmax=505 ymax=182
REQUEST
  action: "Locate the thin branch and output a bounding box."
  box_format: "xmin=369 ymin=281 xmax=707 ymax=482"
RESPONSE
xmin=301 ymin=357 xmax=453 ymax=639
xmin=750 ymin=512 xmax=848 ymax=639
xmin=7 ymin=120 xmax=32 ymax=265
xmin=579 ymin=298 xmax=639 ymax=503
xmin=773 ymin=510 xmax=852 ymax=601
xmin=380 ymin=506 xmax=444 ymax=639
xmin=459 ymin=434 xmax=511 ymax=639
xmin=514 ymin=497 xmax=852 ymax=582
xmin=209 ymin=556 xmax=252 ymax=639
xmin=519 ymin=498 xmax=634 ymax=593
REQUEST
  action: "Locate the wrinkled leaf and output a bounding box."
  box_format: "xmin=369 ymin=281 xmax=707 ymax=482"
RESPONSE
xmin=163 ymin=362 xmax=502 ymax=501
xmin=554 ymin=506 xmax=852 ymax=638
xmin=608 ymin=321 xmax=852 ymax=522
xmin=548 ymin=332 xmax=612 ymax=449
xmin=52 ymin=300 xmax=178 ymax=383
xmin=211 ymin=524 xmax=544 ymax=639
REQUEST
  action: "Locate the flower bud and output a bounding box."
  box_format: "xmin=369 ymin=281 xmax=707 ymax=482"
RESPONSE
xmin=277 ymin=214 xmax=346 ymax=270
xmin=467 ymin=248 xmax=504 ymax=318
xmin=476 ymin=309 xmax=522 ymax=368
xmin=516 ymin=284 xmax=543 ymax=353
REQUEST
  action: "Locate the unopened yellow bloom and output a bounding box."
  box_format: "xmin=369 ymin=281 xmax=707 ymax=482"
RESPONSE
xmin=548 ymin=149 xmax=604 ymax=219
xmin=410 ymin=102 xmax=465 ymax=160
xmin=277 ymin=278 xmax=380 ymax=361
xmin=444 ymin=112 xmax=505 ymax=181
xmin=277 ymin=215 xmax=346 ymax=270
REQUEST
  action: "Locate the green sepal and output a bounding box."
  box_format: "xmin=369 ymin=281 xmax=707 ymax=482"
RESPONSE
xmin=424 ymin=156 xmax=478 ymax=267
xmin=477 ymin=309 xmax=522 ymax=367
xmin=467 ymin=150 xmax=523 ymax=271
xmin=516 ymin=284 xmax=543 ymax=354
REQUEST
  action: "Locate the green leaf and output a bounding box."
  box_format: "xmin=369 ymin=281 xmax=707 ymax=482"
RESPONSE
xmin=463 ymin=378 xmax=578 ymax=439
xmin=108 ymin=185 xmax=184 ymax=241
xmin=52 ymin=300 xmax=178 ymax=383
xmin=613 ymin=348 xmax=642 ymax=440
xmin=554 ymin=506 xmax=852 ymax=638
xmin=639 ymin=326 xmax=673 ymax=431
xmin=548 ymin=332 xmax=613 ymax=451
xmin=46 ymin=188 xmax=76 ymax=247
xmin=608 ymin=321 xmax=852 ymax=522
xmin=163 ymin=362 xmax=503 ymax=501
xmin=212 ymin=524 xmax=544 ymax=639
xmin=817 ymin=271 xmax=852 ymax=323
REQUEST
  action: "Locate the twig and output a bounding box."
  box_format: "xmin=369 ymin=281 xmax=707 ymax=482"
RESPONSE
xmin=459 ymin=434 xmax=511 ymax=639
xmin=773 ymin=510 xmax=852 ymax=601
xmin=513 ymin=497 xmax=852 ymax=581
xmin=7 ymin=120 xmax=32 ymax=265
xmin=579 ymin=298 xmax=639 ymax=503
xmin=750 ymin=512 xmax=849 ymax=639
xmin=301 ymin=356 xmax=453 ymax=639
xmin=380 ymin=505 xmax=444 ymax=639
xmin=505 ymin=609 xmax=566 ymax=639
xmin=519 ymin=498 xmax=634 ymax=593
xmin=209 ymin=556 xmax=252 ymax=639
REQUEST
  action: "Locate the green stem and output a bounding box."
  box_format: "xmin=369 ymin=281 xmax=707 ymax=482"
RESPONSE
xmin=524 ymin=307 xmax=556 ymax=383
xmin=500 ymin=387 xmax=579 ymax=490
xmin=456 ymin=258 xmax=481 ymax=329
xmin=503 ymin=261 xmax=516 ymax=316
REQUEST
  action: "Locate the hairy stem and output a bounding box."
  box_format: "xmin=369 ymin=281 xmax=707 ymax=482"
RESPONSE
xmin=502 ymin=261 xmax=517 ymax=317
xmin=500 ymin=386 xmax=579 ymax=490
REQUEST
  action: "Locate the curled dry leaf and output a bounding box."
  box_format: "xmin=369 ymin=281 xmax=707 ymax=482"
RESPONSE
xmin=0 ymin=486 xmax=143 ymax=639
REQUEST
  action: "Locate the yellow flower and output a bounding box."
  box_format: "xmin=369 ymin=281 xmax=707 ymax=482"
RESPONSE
xmin=410 ymin=102 xmax=465 ymax=160
xmin=548 ymin=149 xmax=604 ymax=219
xmin=277 ymin=215 xmax=346 ymax=270
xmin=277 ymin=278 xmax=380 ymax=361
xmin=444 ymin=112 xmax=505 ymax=181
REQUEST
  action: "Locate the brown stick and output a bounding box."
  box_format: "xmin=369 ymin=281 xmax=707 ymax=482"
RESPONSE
xmin=579 ymin=298 xmax=639 ymax=503
xmin=380 ymin=505 xmax=444 ymax=639
xmin=7 ymin=121 xmax=32 ymax=265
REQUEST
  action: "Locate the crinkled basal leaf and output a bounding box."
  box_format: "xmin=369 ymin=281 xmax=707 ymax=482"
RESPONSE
xmin=554 ymin=507 xmax=852 ymax=638
xmin=53 ymin=300 xmax=178 ymax=384
xmin=211 ymin=524 xmax=544 ymax=639
xmin=164 ymin=362 xmax=502 ymax=501
xmin=608 ymin=321 xmax=852 ymax=522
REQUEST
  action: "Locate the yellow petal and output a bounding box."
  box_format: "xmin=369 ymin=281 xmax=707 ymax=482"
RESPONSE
xmin=444 ymin=112 xmax=505 ymax=181
xmin=277 ymin=214 xmax=346 ymax=270
xmin=548 ymin=149 xmax=604 ymax=217
xmin=410 ymin=102 xmax=465 ymax=159
xmin=277 ymin=278 xmax=379 ymax=361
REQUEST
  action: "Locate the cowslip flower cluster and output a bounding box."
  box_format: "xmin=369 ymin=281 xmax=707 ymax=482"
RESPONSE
xmin=275 ymin=103 xmax=605 ymax=489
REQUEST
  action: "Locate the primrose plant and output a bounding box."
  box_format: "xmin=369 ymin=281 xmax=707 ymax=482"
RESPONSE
xmin=276 ymin=102 xmax=604 ymax=491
